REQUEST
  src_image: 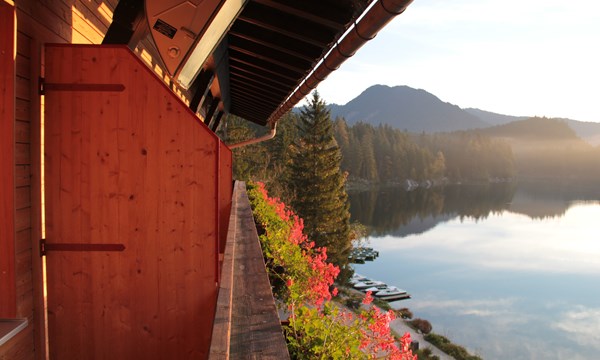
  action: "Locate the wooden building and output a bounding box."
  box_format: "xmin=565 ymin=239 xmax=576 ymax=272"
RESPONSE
xmin=0 ymin=0 xmax=412 ymax=358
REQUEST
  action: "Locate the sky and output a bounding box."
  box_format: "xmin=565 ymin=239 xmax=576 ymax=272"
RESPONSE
xmin=314 ymin=0 xmax=600 ymax=123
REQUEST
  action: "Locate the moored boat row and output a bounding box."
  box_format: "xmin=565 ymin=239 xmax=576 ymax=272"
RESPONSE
xmin=349 ymin=247 xmax=379 ymax=263
xmin=350 ymin=274 xmax=411 ymax=302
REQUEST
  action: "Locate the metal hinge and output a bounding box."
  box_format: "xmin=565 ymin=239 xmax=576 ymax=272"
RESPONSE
xmin=40 ymin=238 xmax=46 ymax=256
xmin=39 ymin=77 xmax=45 ymax=95
xmin=38 ymin=240 xmax=126 ymax=254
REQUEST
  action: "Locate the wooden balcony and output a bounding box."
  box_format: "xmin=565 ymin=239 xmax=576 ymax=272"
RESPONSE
xmin=210 ymin=181 xmax=289 ymax=359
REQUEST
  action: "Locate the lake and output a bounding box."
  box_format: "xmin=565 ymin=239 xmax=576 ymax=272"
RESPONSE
xmin=348 ymin=182 xmax=600 ymax=360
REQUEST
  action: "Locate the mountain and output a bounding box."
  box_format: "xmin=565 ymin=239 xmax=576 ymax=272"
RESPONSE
xmin=328 ymin=85 xmax=488 ymax=132
xmin=323 ymin=84 xmax=600 ymax=145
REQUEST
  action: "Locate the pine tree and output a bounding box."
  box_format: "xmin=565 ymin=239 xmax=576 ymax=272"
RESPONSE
xmin=263 ymin=112 xmax=298 ymax=200
xmin=333 ymin=117 xmax=351 ymax=172
xmin=288 ymin=91 xmax=351 ymax=270
xmin=219 ymin=116 xmax=267 ymax=181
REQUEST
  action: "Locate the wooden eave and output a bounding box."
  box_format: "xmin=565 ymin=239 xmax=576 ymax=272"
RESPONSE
xmin=223 ymin=0 xmax=369 ymax=126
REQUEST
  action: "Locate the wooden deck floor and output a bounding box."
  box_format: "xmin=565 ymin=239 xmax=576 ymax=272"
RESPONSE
xmin=209 ymin=182 xmax=289 ymax=359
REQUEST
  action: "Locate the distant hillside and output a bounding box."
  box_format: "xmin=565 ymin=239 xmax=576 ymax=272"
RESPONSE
xmin=480 ymin=117 xmax=579 ymax=141
xmin=464 ymin=108 xmax=526 ymax=126
xmin=478 ymin=117 xmax=600 ymax=180
xmin=465 ymin=109 xmax=600 ymax=145
xmin=561 ymin=119 xmax=600 ymax=146
xmin=328 ymin=85 xmax=487 ymax=132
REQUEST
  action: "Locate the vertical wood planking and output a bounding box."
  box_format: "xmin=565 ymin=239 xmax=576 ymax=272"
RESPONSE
xmin=13 ymin=27 xmax=35 ymax=340
xmin=126 ymin=53 xmax=158 ymax=358
xmin=12 ymin=0 xmax=196 ymax=357
xmin=13 ymin=0 xmax=117 ymax=358
xmin=0 ymin=0 xmax=16 ymax=319
xmin=44 ymin=45 xmax=223 ymax=359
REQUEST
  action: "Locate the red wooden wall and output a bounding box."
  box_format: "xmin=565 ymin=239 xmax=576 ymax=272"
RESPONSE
xmin=6 ymin=1 xmax=120 ymax=358
xmin=1 ymin=0 xmax=17 ymax=319
xmin=1 ymin=2 xmax=234 ymax=358
xmin=43 ymin=44 xmax=231 ymax=359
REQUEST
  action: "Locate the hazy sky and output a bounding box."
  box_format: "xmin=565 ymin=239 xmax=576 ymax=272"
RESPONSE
xmin=315 ymin=0 xmax=600 ymax=123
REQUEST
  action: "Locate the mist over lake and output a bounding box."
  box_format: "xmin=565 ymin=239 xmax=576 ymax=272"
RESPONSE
xmin=349 ymin=183 xmax=600 ymax=360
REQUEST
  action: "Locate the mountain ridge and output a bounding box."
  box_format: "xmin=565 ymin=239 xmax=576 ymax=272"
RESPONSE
xmin=322 ymin=84 xmax=600 ymax=145
xmin=328 ymin=85 xmax=487 ymax=132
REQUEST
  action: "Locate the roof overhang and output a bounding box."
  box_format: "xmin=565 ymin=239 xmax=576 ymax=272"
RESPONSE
xmin=140 ymin=0 xmax=414 ymax=127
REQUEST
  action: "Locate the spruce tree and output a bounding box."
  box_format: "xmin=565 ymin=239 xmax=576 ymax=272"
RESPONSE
xmin=288 ymin=91 xmax=351 ymax=271
xmin=263 ymin=113 xmax=298 ymax=201
xmin=219 ymin=115 xmax=267 ymax=181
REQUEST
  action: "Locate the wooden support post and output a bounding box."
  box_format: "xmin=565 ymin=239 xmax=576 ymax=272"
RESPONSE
xmin=199 ymin=92 xmax=214 ymax=122
xmin=189 ymin=69 xmax=214 ymax=114
xmin=211 ymin=111 xmax=225 ymax=132
xmin=205 ymin=97 xmax=220 ymax=129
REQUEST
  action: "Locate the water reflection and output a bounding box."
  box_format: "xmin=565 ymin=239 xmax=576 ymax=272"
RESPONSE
xmin=349 ymin=183 xmax=600 ymax=359
xmin=555 ymin=305 xmax=600 ymax=350
xmin=349 ymin=182 xmax=600 ymax=237
xmin=375 ymin=207 xmax=600 ymax=274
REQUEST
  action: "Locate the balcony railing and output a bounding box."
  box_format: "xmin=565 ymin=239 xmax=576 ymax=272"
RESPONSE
xmin=209 ymin=181 xmax=290 ymax=359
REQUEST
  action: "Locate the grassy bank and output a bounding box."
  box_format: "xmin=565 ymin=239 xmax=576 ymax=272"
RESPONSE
xmin=424 ymin=333 xmax=482 ymax=360
xmin=337 ymin=286 xmax=482 ymax=360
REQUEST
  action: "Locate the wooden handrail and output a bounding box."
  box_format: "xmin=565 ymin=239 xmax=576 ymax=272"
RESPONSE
xmin=209 ymin=181 xmax=289 ymax=359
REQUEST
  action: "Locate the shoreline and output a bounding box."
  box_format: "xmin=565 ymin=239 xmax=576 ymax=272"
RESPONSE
xmin=389 ymin=318 xmax=454 ymax=360
xmin=337 ymin=286 xmax=455 ymax=360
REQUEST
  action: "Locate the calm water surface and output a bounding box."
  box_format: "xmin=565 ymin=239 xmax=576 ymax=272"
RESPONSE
xmin=349 ymin=183 xmax=600 ymax=360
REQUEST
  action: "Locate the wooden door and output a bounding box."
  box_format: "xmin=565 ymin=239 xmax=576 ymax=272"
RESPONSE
xmin=43 ymin=44 xmax=228 ymax=359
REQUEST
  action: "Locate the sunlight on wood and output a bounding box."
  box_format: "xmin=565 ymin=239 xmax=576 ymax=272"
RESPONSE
xmin=40 ymin=97 xmax=45 ymax=246
xmin=71 ymin=6 xmax=103 ymax=44
xmin=140 ymin=48 xmax=153 ymax=67
xmin=12 ymin=2 xmax=15 ymax=60
xmin=40 ymin=93 xmax=49 ymax=359
xmin=153 ymin=63 xmax=163 ymax=78
xmin=97 ymin=2 xmax=113 ymax=24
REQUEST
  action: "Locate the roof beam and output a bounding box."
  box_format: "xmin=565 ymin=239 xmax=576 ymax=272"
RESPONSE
xmin=237 ymin=16 xmax=329 ymax=48
xmin=251 ymin=0 xmax=346 ymax=31
xmin=229 ymin=45 xmax=306 ymax=75
xmin=228 ymin=36 xmax=312 ymax=71
xmin=230 ymin=89 xmax=281 ymax=109
xmin=228 ymin=31 xmax=315 ymax=63
xmin=230 ymin=63 xmax=296 ymax=89
xmin=230 ymin=73 xmax=291 ymax=97
xmin=229 ymin=21 xmax=324 ymax=59
xmin=230 ymin=86 xmax=281 ymax=105
xmin=229 ymin=57 xmax=298 ymax=83
xmin=230 ymin=105 xmax=271 ymax=120
xmin=229 ymin=86 xmax=285 ymax=108
xmin=230 ymin=97 xmax=279 ymax=116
